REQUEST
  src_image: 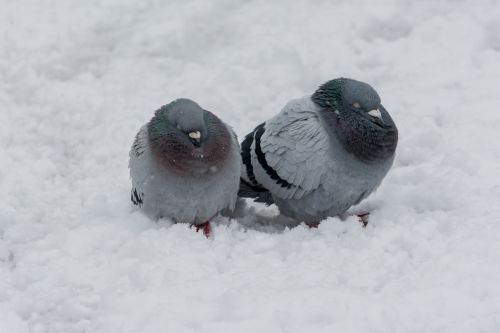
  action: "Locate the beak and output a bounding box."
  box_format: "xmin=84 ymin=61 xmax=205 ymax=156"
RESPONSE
xmin=368 ymin=109 xmax=383 ymax=120
xmin=189 ymin=131 xmax=201 ymax=147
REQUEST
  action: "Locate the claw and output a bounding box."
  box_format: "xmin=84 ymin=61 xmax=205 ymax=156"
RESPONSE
xmin=195 ymin=221 xmax=211 ymax=237
xmin=306 ymin=213 xmax=369 ymax=229
xmin=357 ymin=213 xmax=369 ymax=227
xmin=306 ymin=222 xmax=319 ymax=228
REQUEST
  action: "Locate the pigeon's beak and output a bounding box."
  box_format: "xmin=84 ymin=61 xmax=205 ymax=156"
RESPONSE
xmin=189 ymin=131 xmax=201 ymax=147
xmin=368 ymin=108 xmax=385 ymax=127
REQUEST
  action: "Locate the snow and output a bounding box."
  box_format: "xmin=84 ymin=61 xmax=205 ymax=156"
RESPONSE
xmin=1 ymin=0 xmax=500 ymax=332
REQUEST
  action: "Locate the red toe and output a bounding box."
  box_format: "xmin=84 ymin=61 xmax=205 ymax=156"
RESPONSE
xmin=357 ymin=213 xmax=369 ymax=227
xmin=195 ymin=221 xmax=211 ymax=237
xmin=306 ymin=222 xmax=319 ymax=229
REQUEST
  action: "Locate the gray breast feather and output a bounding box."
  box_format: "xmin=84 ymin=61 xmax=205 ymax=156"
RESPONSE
xmin=129 ymin=124 xmax=241 ymax=223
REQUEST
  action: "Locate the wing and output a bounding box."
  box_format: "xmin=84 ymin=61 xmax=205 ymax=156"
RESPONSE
xmin=128 ymin=125 xmax=150 ymax=206
xmin=249 ymin=97 xmax=330 ymax=200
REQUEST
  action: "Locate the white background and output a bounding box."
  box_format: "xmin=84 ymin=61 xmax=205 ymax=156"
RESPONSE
xmin=1 ymin=0 xmax=500 ymax=332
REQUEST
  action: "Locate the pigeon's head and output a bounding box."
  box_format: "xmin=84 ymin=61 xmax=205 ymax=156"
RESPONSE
xmin=147 ymin=99 xmax=233 ymax=175
xmin=312 ymin=78 xmax=398 ymax=162
xmin=164 ymin=98 xmax=207 ymax=147
xmin=312 ymin=78 xmax=386 ymax=125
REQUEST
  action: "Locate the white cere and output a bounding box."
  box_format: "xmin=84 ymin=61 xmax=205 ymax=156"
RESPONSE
xmin=368 ymin=109 xmax=382 ymax=119
xmin=352 ymin=102 xmax=361 ymax=108
xmin=189 ymin=131 xmax=201 ymax=139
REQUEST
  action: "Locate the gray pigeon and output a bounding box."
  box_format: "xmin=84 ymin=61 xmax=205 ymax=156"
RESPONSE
xmin=239 ymin=78 xmax=398 ymax=226
xmin=129 ymin=98 xmax=241 ymax=236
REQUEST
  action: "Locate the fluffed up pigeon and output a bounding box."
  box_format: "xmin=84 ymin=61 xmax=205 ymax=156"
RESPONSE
xmin=129 ymin=98 xmax=241 ymax=236
xmin=239 ymin=78 xmax=398 ymax=226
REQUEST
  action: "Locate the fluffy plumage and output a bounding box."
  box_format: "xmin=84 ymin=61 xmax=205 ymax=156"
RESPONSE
xmin=129 ymin=99 xmax=240 ymax=225
xmin=239 ymin=78 xmax=398 ymax=223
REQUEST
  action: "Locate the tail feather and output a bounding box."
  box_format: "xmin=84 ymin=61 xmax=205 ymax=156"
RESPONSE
xmin=238 ymin=178 xmax=274 ymax=205
xmin=239 ymin=122 xmax=274 ymax=205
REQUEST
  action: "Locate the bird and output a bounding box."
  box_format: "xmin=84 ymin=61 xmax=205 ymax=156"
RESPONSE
xmin=238 ymin=78 xmax=398 ymax=227
xmin=129 ymin=98 xmax=241 ymax=236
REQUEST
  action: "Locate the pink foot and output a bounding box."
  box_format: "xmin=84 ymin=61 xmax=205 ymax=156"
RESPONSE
xmin=357 ymin=213 xmax=369 ymax=227
xmin=306 ymin=222 xmax=319 ymax=229
xmin=195 ymin=221 xmax=211 ymax=237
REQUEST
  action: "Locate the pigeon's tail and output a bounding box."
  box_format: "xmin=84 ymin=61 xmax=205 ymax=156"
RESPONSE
xmin=238 ymin=178 xmax=274 ymax=205
xmin=131 ymin=188 xmax=143 ymax=206
xmin=238 ymin=123 xmax=274 ymax=205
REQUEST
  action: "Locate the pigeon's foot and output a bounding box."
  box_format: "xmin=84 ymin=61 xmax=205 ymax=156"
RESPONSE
xmin=357 ymin=213 xmax=369 ymax=227
xmin=306 ymin=222 xmax=320 ymax=229
xmin=195 ymin=221 xmax=211 ymax=237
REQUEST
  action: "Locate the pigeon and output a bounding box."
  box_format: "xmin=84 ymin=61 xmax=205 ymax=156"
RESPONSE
xmin=239 ymin=78 xmax=398 ymax=226
xmin=129 ymin=98 xmax=241 ymax=236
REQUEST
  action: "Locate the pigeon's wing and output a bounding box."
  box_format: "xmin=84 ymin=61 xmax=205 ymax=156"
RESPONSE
xmin=253 ymin=98 xmax=330 ymax=200
xmin=128 ymin=125 xmax=150 ymax=206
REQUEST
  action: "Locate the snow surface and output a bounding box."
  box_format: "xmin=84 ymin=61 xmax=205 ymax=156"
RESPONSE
xmin=1 ymin=0 xmax=500 ymax=332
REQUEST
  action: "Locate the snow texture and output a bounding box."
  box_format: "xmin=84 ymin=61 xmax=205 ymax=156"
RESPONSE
xmin=1 ymin=0 xmax=500 ymax=332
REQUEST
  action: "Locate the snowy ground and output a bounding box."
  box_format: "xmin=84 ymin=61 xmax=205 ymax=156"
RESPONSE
xmin=1 ymin=0 xmax=500 ymax=332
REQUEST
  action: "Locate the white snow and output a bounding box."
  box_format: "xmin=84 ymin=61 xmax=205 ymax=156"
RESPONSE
xmin=1 ymin=0 xmax=500 ymax=332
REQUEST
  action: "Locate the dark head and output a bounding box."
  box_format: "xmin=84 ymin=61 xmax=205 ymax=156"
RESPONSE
xmin=164 ymin=98 xmax=206 ymax=147
xmin=312 ymin=78 xmax=398 ymax=162
xmin=147 ymin=98 xmax=232 ymax=175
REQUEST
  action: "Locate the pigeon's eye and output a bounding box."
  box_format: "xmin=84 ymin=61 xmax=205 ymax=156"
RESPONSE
xmin=352 ymin=102 xmax=361 ymax=109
